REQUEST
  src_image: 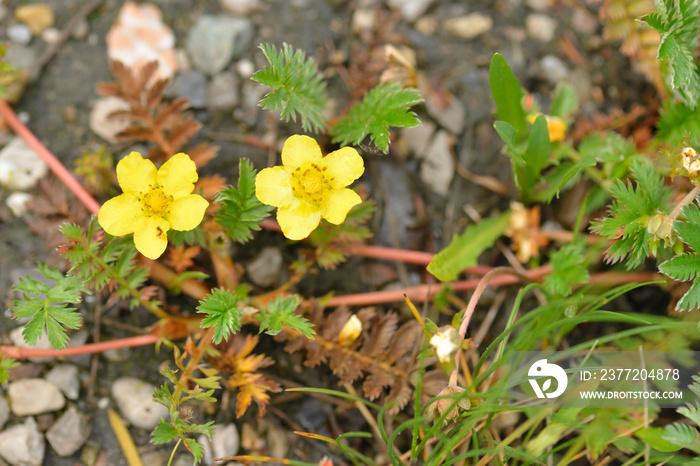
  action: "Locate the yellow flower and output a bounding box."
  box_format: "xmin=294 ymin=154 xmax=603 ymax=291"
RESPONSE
xmin=255 ymin=135 xmax=364 ymax=240
xmin=98 ymin=152 xmax=209 ymax=260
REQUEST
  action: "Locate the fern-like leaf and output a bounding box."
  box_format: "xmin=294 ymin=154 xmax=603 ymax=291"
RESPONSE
xmin=257 ymin=295 xmax=314 ymax=339
xmin=196 ymin=287 xmax=247 ymax=344
xmin=330 ymin=82 xmax=423 ymax=153
xmin=659 ymin=253 xmax=700 ymax=281
xmin=214 ymin=159 xmax=273 ymax=243
xmin=663 ymin=422 xmax=700 ymax=453
xmin=252 ymin=43 xmax=328 ymax=132
xmin=544 ymin=243 xmax=590 ymax=297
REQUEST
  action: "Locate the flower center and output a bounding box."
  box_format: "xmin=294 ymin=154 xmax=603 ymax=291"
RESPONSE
xmin=290 ymin=161 xmax=334 ymax=206
xmin=140 ymin=185 xmax=173 ymax=216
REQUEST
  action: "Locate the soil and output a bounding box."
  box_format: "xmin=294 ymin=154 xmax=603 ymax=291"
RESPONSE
xmin=0 ymin=0 xmax=659 ymax=465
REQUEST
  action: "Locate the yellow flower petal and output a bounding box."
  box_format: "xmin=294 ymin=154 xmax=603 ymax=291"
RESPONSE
xmin=168 ymin=194 xmax=209 ymax=231
xmin=277 ymin=203 xmax=322 ymax=240
xmin=281 ymin=135 xmax=322 ymax=170
xmin=133 ymin=216 xmax=170 ymax=260
xmin=157 ymin=153 xmax=198 ymax=198
xmin=321 ymin=188 xmax=361 ymax=224
xmin=255 ymin=167 xmax=298 ymax=209
xmin=323 ymin=147 xmax=364 ymax=188
xmin=117 ymin=152 xmax=157 ymax=195
xmin=98 ymin=193 xmax=143 ymax=236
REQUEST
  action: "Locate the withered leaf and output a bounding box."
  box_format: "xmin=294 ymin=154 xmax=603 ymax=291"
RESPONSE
xmin=361 ymin=312 xmax=397 ymax=357
xmin=188 ymin=143 xmax=219 ymax=168
xmin=363 ymin=371 xmax=394 ymax=400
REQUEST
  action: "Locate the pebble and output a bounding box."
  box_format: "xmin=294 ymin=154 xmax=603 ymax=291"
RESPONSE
xmin=445 ymin=14 xmax=493 ymax=40
xmin=169 ymin=70 xmax=207 ymax=108
xmin=426 ymin=95 xmax=465 ymax=134
xmin=246 ymin=247 xmax=282 ymax=287
xmin=4 ymin=43 xmax=36 ymax=71
xmin=14 ymin=3 xmax=55 ymax=35
xmin=45 ymin=364 xmax=80 ymax=400
xmin=111 ymin=377 xmax=168 ymax=429
xmin=6 ymin=24 xmax=32 ymax=45
xmin=71 ymin=17 xmax=89 ymax=40
xmin=220 ymin=0 xmax=263 ymax=15
xmin=6 ymin=192 xmax=32 ymax=217
xmin=46 ymin=406 xmax=90 ymax=456
xmin=207 ymin=72 xmax=239 ymax=111
xmin=419 ymin=130 xmax=455 ymax=197
xmin=40 ymin=27 xmax=61 ymax=44
xmin=199 ymin=423 xmax=239 ymax=466
xmin=186 ymin=15 xmax=254 ymax=76
xmin=0 ymin=418 xmax=45 ymax=466
xmin=235 ymin=59 xmax=255 ymax=79
xmin=8 ymin=379 xmax=66 ymax=416
xmin=541 ymin=54 xmax=569 ymax=84
xmin=0 ymin=397 xmax=9 ymax=431
xmin=401 ymin=122 xmax=436 ymax=158
xmin=0 ymin=137 xmax=48 ymax=191
xmin=525 ymin=13 xmax=556 ymax=42
xmin=89 ymin=96 xmax=131 ymax=142
xmin=386 ymin=0 xmax=435 ymax=22
xmin=9 ymin=326 xmax=53 ymax=363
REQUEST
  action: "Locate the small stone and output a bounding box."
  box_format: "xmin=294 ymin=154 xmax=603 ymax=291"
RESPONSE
xmin=186 ymin=15 xmax=254 ymax=76
xmin=40 ymin=27 xmax=61 ymax=44
xmin=169 ymin=70 xmax=207 ymax=108
xmin=212 ymin=423 xmax=240 ymax=459
xmin=141 ymin=451 xmax=166 ymax=466
xmin=207 ymin=72 xmax=239 ymax=111
xmin=9 ymin=326 xmax=53 ymax=363
xmin=6 ymin=24 xmax=32 ymax=45
xmin=45 ymin=364 xmax=80 ymax=400
xmin=71 ymin=17 xmax=89 ymax=40
xmin=419 ymin=130 xmax=454 ymax=197
xmin=526 ymin=13 xmax=556 ymax=42
xmin=425 ymin=95 xmax=465 ymax=135
xmin=46 ymin=406 xmax=90 ymax=456
xmin=541 ymin=54 xmax=569 ymax=84
xmin=445 ymin=14 xmax=493 ymax=40
xmin=525 ymin=0 xmax=555 ymax=10
xmin=415 ymin=16 xmax=438 ymax=35
xmin=0 ymin=418 xmax=45 ymax=466
xmin=387 ymin=0 xmax=435 ymax=22
xmin=0 ymin=137 xmax=48 ymax=191
xmin=14 ymin=3 xmax=55 ymax=35
xmin=220 ymin=0 xmax=263 ymax=15
xmin=401 ymin=122 xmax=436 ymax=158
xmin=235 ymin=59 xmax=255 ymax=79
xmin=6 ymin=192 xmax=32 ymax=217
xmin=4 ymin=43 xmax=36 ymax=70
xmin=89 ymin=96 xmax=131 ymax=142
xmin=246 ymin=247 xmax=283 ymax=287
xmin=111 ymin=377 xmax=168 ymax=429
xmin=0 ymin=397 xmax=10 ymax=430
xmin=8 ymin=379 xmax=65 ymax=416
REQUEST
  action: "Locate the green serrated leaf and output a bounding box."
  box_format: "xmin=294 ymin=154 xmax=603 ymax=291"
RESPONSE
xmin=258 ymin=295 xmax=314 ymax=338
xmin=543 ymin=243 xmax=590 ymax=297
xmin=635 ymin=427 xmax=682 ymax=453
xmin=427 ymin=212 xmax=511 ymax=281
xmin=184 ymin=437 xmax=206 ymax=463
xmin=677 ymin=278 xmax=700 ymax=312
xmin=16 ymin=276 xmax=50 ymax=295
xmin=330 ymin=82 xmax=423 ymax=153
xmin=663 ymin=422 xmax=700 ymax=453
xmin=676 ymin=202 xmax=700 ymax=252
xmin=489 ymin=53 xmax=527 ymax=131
xmin=659 ymin=253 xmax=700 ymax=281
xmin=197 ymin=287 xmax=246 ymax=344
xmin=151 ymin=419 xmax=179 ymax=444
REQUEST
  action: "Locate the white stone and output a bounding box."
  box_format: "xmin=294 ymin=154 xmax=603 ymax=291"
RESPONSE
xmin=445 ymin=14 xmax=493 ymax=40
xmin=387 ymin=0 xmax=435 ymax=22
xmin=46 ymin=406 xmax=90 ymax=456
xmin=0 ymin=137 xmax=48 ymax=190
xmin=246 ymin=247 xmax=283 ymax=287
xmin=9 ymin=326 xmax=53 ymax=363
xmin=45 ymin=364 xmax=80 ymax=400
xmin=186 ymin=15 xmax=254 ymax=76
xmin=7 ymin=24 xmax=32 ymax=45
xmin=8 ymin=379 xmax=65 ymax=416
xmin=0 ymin=418 xmax=45 ymax=466
xmin=526 ymin=14 xmax=556 ymax=43
xmin=40 ymin=27 xmax=61 ymax=44
xmin=0 ymin=397 xmax=10 ymax=430
xmin=419 ymin=130 xmax=454 ymax=197
xmin=198 ymin=423 xmax=239 ymax=466
xmin=6 ymin=192 xmax=31 ymax=217
xmin=402 ymin=122 xmax=436 ymax=158
xmin=541 ymin=55 xmax=569 ymax=84
xmin=219 ymin=0 xmax=263 ymax=15
xmin=235 ymin=59 xmax=255 ymax=78
xmin=89 ymin=96 xmax=131 ymax=143
xmin=111 ymin=377 xmax=168 ymax=429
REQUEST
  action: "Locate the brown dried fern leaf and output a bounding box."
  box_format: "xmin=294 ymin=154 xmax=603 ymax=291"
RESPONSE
xmin=275 ymin=304 xmax=425 ymax=414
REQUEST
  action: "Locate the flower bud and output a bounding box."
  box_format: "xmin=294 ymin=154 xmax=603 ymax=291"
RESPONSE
xmin=426 ymin=386 xmax=472 ymax=421
xmin=337 ymin=314 xmax=362 ymax=347
xmin=682 ymin=146 xmax=700 ymax=175
xmin=646 ymin=213 xmax=673 ymax=240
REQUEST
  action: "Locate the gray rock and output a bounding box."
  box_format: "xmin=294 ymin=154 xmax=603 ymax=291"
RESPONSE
xmin=246 ymin=247 xmax=283 ymax=287
xmin=8 ymin=379 xmax=66 ymax=416
xmin=46 ymin=406 xmax=90 ymax=456
xmin=7 ymin=24 xmax=32 ymax=45
xmin=4 ymin=43 xmax=35 ymax=71
xmin=199 ymin=423 xmax=239 ymax=465
xmin=186 ymin=15 xmax=254 ymax=76
xmin=386 ymin=0 xmax=435 ymax=22
xmin=0 ymin=418 xmax=44 ymax=466
xmin=220 ymin=0 xmax=263 ymax=15
xmin=9 ymin=326 xmax=53 ymax=363
xmin=207 ymin=72 xmax=239 ymax=111
xmin=445 ymin=14 xmax=493 ymax=40
xmin=111 ymin=377 xmax=167 ymax=430
xmin=71 ymin=17 xmax=89 ymax=40
xmin=0 ymin=137 xmax=49 ymax=191
xmin=45 ymin=364 xmax=80 ymax=400
xmin=401 ymin=122 xmax=436 ymax=158
xmin=419 ymin=130 xmax=454 ymax=197
xmin=426 ymin=96 xmax=465 ymax=135
xmin=0 ymin=397 xmax=10 ymax=431
xmin=541 ymin=55 xmax=570 ymax=84
xmin=526 ymin=13 xmax=556 ymax=43
xmin=169 ymin=70 xmax=207 ymax=108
